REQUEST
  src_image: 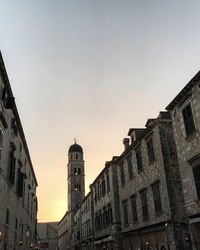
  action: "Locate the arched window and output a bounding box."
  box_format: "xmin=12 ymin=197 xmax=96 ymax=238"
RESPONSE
xmin=76 ymin=153 xmax=78 ymax=159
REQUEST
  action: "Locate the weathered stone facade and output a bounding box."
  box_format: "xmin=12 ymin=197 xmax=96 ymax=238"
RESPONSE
xmin=37 ymin=222 xmax=58 ymax=250
xmin=115 ymin=112 xmax=189 ymax=250
xmin=58 ymin=211 xmax=71 ymax=250
xmin=166 ymin=71 xmax=200 ymax=250
xmin=58 ymin=71 xmax=200 ymax=250
xmin=80 ymin=192 xmax=93 ymax=250
xmin=90 ymin=160 xmax=121 ymax=250
xmin=0 ymin=52 xmax=38 ymax=250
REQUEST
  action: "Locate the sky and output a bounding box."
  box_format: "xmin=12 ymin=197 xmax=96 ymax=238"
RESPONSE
xmin=0 ymin=0 xmax=200 ymax=222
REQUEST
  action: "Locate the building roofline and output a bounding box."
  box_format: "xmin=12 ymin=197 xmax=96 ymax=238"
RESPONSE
xmin=0 ymin=51 xmax=38 ymax=186
xmin=128 ymin=128 xmax=145 ymax=136
xmin=115 ymin=113 xmax=171 ymax=164
xmin=166 ymin=70 xmax=200 ymax=111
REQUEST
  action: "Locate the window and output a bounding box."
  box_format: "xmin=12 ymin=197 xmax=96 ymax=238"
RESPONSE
xmin=6 ymin=208 xmax=9 ymax=224
xmin=74 ymin=184 xmax=81 ymax=191
xmin=140 ymin=189 xmax=148 ymax=221
xmin=27 ymin=192 xmax=30 ymax=214
xmin=193 ymin=164 xmax=200 ymax=200
xmin=120 ymin=163 xmax=125 ymax=185
xmin=17 ymin=168 xmax=24 ymax=197
xmin=98 ymin=183 xmax=101 ymax=200
xmin=74 ymin=168 xmax=77 ymax=175
xmin=0 ymin=128 xmax=3 ymax=161
xmin=106 ymin=173 xmax=110 ymax=192
xmin=101 ymin=179 xmax=106 ymax=196
xmin=95 ymin=213 xmax=98 ymax=230
xmin=182 ymin=103 xmax=195 ymax=136
xmin=78 ymin=168 xmax=81 ymax=175
xmin=99 ymin=211 xmax=103 ymax=229
xmin=94 ymin=186 xmax=97 ymax=202
xmin=147 ymin=138 xmax=155 ymax=164
xmin=15 ymin=217 xmax=18 ymax=230
xmin=11 ymin=118 xmax=18 ymax=136
xmin=122 ymin=200 xmax=128 ymax=225
xmin=8 ymin=145 xmax=16 ymax=184
xmin=103 ymin=207 xmax=107 ymax=228
xmin=152 ymin=182 xmax=162 ymax=214
xmin=76 ymin=153 xmax=78 ymax=159
xmin=130 ymin=195 xmax=138 ymax=222
xmin=136 ymin=149 xmax=143 ymax=172
xmin=107 ymin=204 xmax=113 ymax=225
xmin=127 ymin=154 xmax=133 ymax=179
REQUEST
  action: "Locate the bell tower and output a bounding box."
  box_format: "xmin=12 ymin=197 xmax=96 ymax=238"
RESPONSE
xmin=67 ymin=141 xmax=85 ymax=212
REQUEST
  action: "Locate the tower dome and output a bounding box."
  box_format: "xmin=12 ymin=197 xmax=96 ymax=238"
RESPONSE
xmin=68 ymin=143 xmax=83 ymax=154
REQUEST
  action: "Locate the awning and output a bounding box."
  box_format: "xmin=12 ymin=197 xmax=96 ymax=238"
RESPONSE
xmin=94 ymin=236 xmax=113 ymax=245
xmin=94 ymin=240 xmax=102 ymax=245
xmin=103 ymin=236 xmax=113 ymax=243
xmin=189 ymin=217 xmax=200 ymax=224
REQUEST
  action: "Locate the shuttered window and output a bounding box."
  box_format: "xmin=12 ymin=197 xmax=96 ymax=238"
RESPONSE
xmin=122 ymin=200 xmax=129 ymax=225
xmin=182 ymin=103 xmax=195 ymax=136
xmin=147 ymin=138 xmax=155 ymax=164
xmin=127 ymin=154 xmax=133 ymax=179
xmin=140 ymin=189 xmax=149 ymax=221
xmin=193 ymin=164 xmax=200 ymax=200
xmin=120 ymin=163 xmax=125 ymax=185
xmin=130 ymin=195 xmax=138 ymax=222
xmin=8 ymin=148 xmax=16 ymax=184
xmin=152 ymin=182 xmax=162 ymax=214
xmin=136 ymin=149 xmax=143 ymax=172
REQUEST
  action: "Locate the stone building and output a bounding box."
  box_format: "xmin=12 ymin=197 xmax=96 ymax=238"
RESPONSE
xmin=166 ymin=72 xmax=200 ymax=249
xmin=80 ymin=192 xmax=93 ymax=250
xmin=0 ymin=51 xmax=38 ymax=250
xmin=58 ymin=71 xmax=200 ymax=250
xmin=37 ymin=222 xmax=58 ymax=250
xmin=58 ymin=211 xmax=71 ymax=250
xmin=115 ymin=112 xmax=189 ymax=250
xmin=90 ymin=159 xmax=121 ymax=250
xmin=72 ymin=205 xmax=82 ymax=250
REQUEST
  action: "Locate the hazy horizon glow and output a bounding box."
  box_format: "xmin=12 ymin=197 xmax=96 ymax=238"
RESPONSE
xmin=1 ymin=0 xmax=200 ymax=222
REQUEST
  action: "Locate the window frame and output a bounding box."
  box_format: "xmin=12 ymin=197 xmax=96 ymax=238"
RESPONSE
xmin=152 ymin=182 xmax=162 ymax=215
xmin=120 ymin=163 xmax=125 ymax=185
xmin=136 ymin=148 xmax=143 ymax=172
xmin=140 ymin=189 xmax=149 ymax=221
xmin=127 ymin=154 xmax=134 ymax=179
xmin=193 ymin=163 xmax=200 ymax=200
xmin=130 ymin=195 xmax=138 ymax=222
xmin=147 ymin=138 xmax=155 ymax=164
xmin=122 ymin=200 xmax=129 ymax=225
xmin=182 ymin=102 xmax=196 ymax=136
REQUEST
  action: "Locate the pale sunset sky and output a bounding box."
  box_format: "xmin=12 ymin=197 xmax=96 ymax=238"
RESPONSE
xmin=0 ymin=0 xmax=200 ymax=222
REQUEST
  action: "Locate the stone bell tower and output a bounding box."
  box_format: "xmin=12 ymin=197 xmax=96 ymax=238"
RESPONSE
xmin=67 ymin=141 xmax=85 ymax=212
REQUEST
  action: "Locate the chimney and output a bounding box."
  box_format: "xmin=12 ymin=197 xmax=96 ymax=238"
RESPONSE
xmin=123 ymin=138 xmax=129 ymax=150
